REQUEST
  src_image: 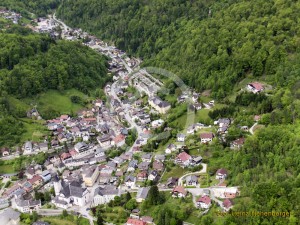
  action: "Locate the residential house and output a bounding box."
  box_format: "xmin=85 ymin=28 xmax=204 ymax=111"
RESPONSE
xmin=172 ymin=186 xmax=187 ymax=198
xmin=216 ymin=168 xmax=228 ymax=180
xmin=177 ymin=133 xmax=186 ymax=142
xmin=148 ymin=170 xmax=159 ymax=182
xmin=28 ymin=175 xmax=43 ymax=188
xmin=152 ymin=160 xmax=164 ymax=172
xmin=231 ymin=138 xmax=245 ymax=149
xmin=38 ymin=142 xmax=48 ymax=152
xmin=15 ymin=198 xmax=41 ymax=213
xmin=82 ymin=165 xmax=99 ymax=187
xmin=185 ymin=175 xmax=198 ymax=187
xmin=125 ymin=175 xmax=136 ymax=189
xmin=223 ymin=199 xmax=233 ymax=211
xmin=93 ymin=185 xmax=120 ymax=206
xmin=25 ymin=166 xmax=36 ymax=179
xmin=127 ymin=160 xmax=138 ymax=172
xmin=136 ymin=171 xmax=148 ymax=182
xmin=191 ymin=156 xmax=203 ymax=166
xmin=41 ymin=170 xmax=52 ymax=182
xmin=148 ymin=96 xmax=171 ymax=114
xmin=247 ymin=82 xmax=264 ymax=93
xmin=141 ymin=153 xmax=152 ymax=163
xmin=140 ymin=216 xmax=153 ymax=224
xmin=224 ymin=188 xmax=239 ymax=199
xmin=112 ymin=157 xmax=124 ymax=167
xmin=165 ymin=144 xmax=176 ymax=154
xmin=97 ymin=135 xmax=112 ymax=148
xmin=136 ymin=187 xmax=150 ymax=203
xmin=166 ymin=177 xmax=178 ymax=188
xmin=113 ymin=134 xmax=126 ymax=147
xmin=175 ymin=152 xmax=192 ymax=168
xmin=138 ymin=162 xmax=150 ymax=171
xmin=23 ymin=141 xmax=33 ymax=154
xmin=200 ymin=133 xmax=214 ymax=143
xmin=126 ymin=218 xmax=146 ymax=225
xmin=197 ymin=195 xmax=211 ymax=209
xmin=154 ymin=154 xmax=165 ymax=162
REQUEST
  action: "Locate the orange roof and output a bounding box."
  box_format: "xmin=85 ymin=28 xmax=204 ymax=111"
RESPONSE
xmin=126 ymin=218 xmax=146 ymax=225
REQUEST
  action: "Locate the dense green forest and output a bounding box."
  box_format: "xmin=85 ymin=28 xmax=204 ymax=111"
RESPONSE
xmin=57 ymin=0 xmax=300 ymax=98
xmin=0 ymin=23 xmax=108 ymax=147
xmin=0 ymin=0 xmax=60 ymax=17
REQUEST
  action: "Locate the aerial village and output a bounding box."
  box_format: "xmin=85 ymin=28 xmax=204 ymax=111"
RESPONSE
xmin=0 ymin=10 xmax=268 ymax=225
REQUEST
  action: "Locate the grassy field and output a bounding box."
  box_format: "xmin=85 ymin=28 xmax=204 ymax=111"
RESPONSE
xmin=0 ymin=164 xmax=17 ymax=174
xmin=20 ymin=118 xmax=49 ymax=142
xmin=41 ymin=215 xmax=90 ymax=225
xmin=35 ymin=89 xmax=88 ymax=115
xmin=161 ymin=166 xmax=187 ymax=182
xmin=142 ymin=193 xmax=200 ymax=224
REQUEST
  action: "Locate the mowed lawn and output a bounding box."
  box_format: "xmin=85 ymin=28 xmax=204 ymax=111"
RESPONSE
xmin=37 ymin=89 xmax=88 ymax=115
xmin=0 ymin=164 xmax=17 ymax=174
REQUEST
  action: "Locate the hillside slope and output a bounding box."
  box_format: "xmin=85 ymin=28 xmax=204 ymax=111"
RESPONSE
xmin=57 ymin=0 xmax=300 ymax=98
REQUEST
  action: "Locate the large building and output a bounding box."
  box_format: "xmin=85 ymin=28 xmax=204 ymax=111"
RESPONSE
xmin=148 ymin=96 xmax=171 ymax=114
xmin=82 ymin=165 xmax=100 ymax=187
xmin=92 ymin=185 xmax=120 ymax=206
xmin=52 ymin=176 xmax=90 ymax=208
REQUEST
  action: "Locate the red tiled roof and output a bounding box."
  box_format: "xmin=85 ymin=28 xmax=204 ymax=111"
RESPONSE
xmin=172 ymin=186 xmax=187 ymax=195
xmin=249 ymin=82 xmax=264 ymax=91
xmin=233 ymin=138 xmax=245 ymax=145
xmin=223 ymin=199 xmax=233 ymax=208
xmin=114 ymin=134 xmax=125 ymax=143
xmin=197 ymin=195 xmax=211 ymax=205
xmin=28 ymin=175 xmax=43 ymax=184
xmin=61 ymin=152 xmax=71 ymax=160
xmin=69 ymin=149 xmax=78 ymax=156
xmin=176 ymin=152 xmax=191 ymax=162
xmin=200 ymin=132 xmax=214 ymax=139
xmin=60 ymin=115 xmax=69 ymax=120
xmin=217 ymin=168 xmax=228 ymax=175
xmin=126 ymin=218 xmax=146 ymax=225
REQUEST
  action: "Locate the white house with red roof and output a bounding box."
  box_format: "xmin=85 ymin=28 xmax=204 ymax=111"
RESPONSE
xmin=172 ymin=186 xmax=187 ymax=198
xmin=230 ymin=137 xmax=245 ymax=149
xmin=200 ymin=132 xmax=214 ymax=143
xmin=113 ymin=134 xmax=126 ymax=147
xmin=197 ymin=195 xmax=211 ymax=209
xmin=175 ymin=152 xmax=192 ymax=167
xmin=216 ymin=168 xmax=228 ymax=180
xmin=247 ymin=82 xmax=264 ymax=93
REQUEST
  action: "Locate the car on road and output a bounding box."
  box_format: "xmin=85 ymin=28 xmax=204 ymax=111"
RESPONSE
xmin=86 ymin=208 xmax=90 ymax=211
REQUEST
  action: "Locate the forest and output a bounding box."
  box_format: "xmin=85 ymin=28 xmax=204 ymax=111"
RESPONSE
xmin=0 ymin=0 xmax=60 ymax=17
xmin=57 ymin=0 xmax=300 ymax=98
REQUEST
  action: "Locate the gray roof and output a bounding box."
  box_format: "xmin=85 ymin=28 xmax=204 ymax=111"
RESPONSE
xmin=125 ymin=175 xmax=135 ymax=182
xmin=16 ymin=198 xmax=41 ymax=207
xmin=128 ymin=159 xmax=138 ymax=168
xmin=0 ymin=208 xmax=20 ymax=222
xmin=94 ymin=185 xmax=119 ymax=197
xmin=186 ymin=175 xmax=198 ymax=183
xmin=136 ymin=187 xmax=150 ymax=200
xmin=32 ymin=221 xmax=50 ymax=225
xmin=61 ymin=180 xmax=87 ymax=198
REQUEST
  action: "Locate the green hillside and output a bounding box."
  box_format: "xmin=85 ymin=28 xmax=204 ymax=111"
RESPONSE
xmin=0 ymin=24 xmax=109 ymax=147
xmin=57 ymin=0 xmax=300 ymax=98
